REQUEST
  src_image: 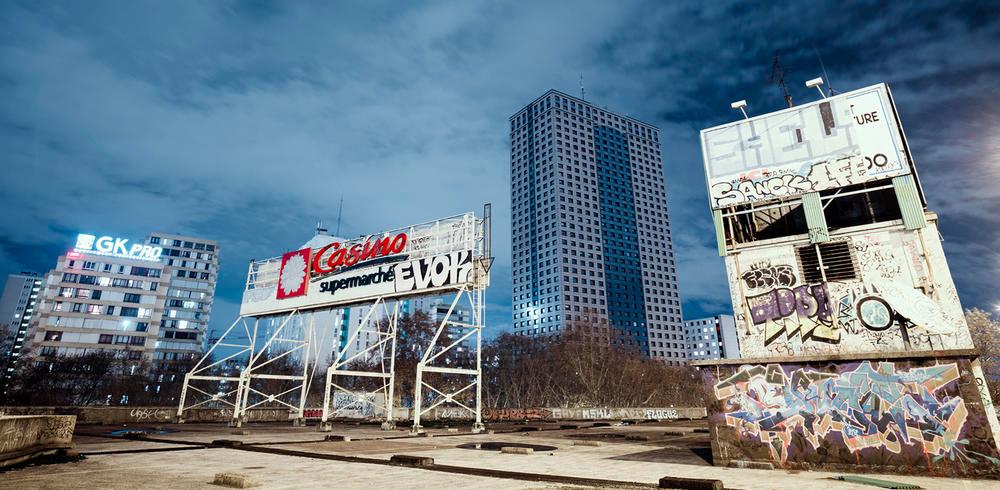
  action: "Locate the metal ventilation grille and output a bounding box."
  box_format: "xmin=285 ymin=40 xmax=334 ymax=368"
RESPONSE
xmin=797 ymin=242 xmax=856 ymax=283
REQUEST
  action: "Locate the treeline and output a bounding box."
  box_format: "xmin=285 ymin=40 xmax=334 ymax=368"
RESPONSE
xmin=2 ymin=311 xmax=708 ymax=409
xmin=4 ymin=352 xmax=194 ymax=406
xmin=8 ymin=309 xmax=998 ymax=410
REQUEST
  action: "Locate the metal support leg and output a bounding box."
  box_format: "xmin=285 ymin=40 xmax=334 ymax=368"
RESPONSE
xmin=175 ymin=372 xmax=191 ymax=423
xmin=382 ymin=302 xmax=399 ymax=431
xmin=319 ymin=366 xmax=334 ymax=432
xmin=411 ymin=363 xmax=424 ymax=434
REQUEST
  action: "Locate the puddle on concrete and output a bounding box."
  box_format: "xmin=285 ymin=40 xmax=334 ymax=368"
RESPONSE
xmin=566 ymin=433 xmax=627 ymax=440
xmin=108 ymin=428 xmax=178 ymax=436
xmin=456 ymin=442 xmax=558 ymax=452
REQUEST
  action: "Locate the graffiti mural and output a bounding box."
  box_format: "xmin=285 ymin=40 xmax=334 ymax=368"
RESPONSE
xmin=729 ymin=226 xmax=974 ymax=357
xmin=714 ymin=361 xmax=1000 ymax=467
xmin=331 ymin=392 xmax=379 ymax=418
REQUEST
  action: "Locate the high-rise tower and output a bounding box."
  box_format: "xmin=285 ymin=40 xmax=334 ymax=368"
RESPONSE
xmin=510 ymin=90 xmax=685 ymax=363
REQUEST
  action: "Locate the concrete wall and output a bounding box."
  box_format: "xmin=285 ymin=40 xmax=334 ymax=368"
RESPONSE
xmin=1 ymin=405 xmax=706 ymax=425
xmin=0 ymin=415 xmax=75 ymax=467
xmin=0 ymin=406 xmax=289 ymax=425
xmin=310 ymin=406 xmax=704 ymax=421
xmin=700 ymin=353 xmax=1000 ymax=478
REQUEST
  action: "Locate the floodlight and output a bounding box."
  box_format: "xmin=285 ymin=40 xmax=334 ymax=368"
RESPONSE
xmin=805 ymin=77 xmax=826 ymax=98
xmin=730 ymin=100 xmax=749 ymax=119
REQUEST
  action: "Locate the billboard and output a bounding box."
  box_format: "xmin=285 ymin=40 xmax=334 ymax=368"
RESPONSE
xmin=240 ymin=212 xmax=487 ymax=316
xmin=701 ymin=83 xmax=911 ymax=209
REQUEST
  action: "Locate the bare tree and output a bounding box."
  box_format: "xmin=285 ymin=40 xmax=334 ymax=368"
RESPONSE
xmin=6 ymin=349 xmax=151 ymax=406
xmin=968 ymin=308 xmax=1000 ymax=401
xmin=480 ymin=316 xmax=707 ymax=409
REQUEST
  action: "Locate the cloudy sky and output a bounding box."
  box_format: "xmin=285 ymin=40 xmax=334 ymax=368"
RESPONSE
xmin=2 ymin=1 xmax=998 ymax=338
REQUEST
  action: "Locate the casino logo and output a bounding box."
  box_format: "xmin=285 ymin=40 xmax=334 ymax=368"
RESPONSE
xmin=277 ymin=248 xmax=311 ymax=299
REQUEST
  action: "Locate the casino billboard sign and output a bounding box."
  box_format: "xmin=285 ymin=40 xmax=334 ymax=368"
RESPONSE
xmin=240 ymin=212 xmax=487 ymax=316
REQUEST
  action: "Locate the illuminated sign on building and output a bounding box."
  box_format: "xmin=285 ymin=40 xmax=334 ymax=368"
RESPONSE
xmin=74 ymin=233 xmax=163 ymax=262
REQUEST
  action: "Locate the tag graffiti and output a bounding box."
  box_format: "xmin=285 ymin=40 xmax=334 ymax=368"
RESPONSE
xmin=746 ymin=283 xmax=838 ymax=345
xmin=741 ymin=263 xmax=796 ymax=290
xmin=711 ymin=154 xmax=896 ymax=207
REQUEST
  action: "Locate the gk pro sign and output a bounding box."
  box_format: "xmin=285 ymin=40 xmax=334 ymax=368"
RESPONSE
xmin=74 ymin=233 xmax=162 ymax=262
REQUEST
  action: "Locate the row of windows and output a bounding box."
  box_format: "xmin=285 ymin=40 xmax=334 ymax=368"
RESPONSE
xmin=52 ymin=302 xmax=152 ymax=318
xmin=148 ymin=236 xmax=215 ymax=252
xmin=61 ymin=273 xmax=155 ymax=291
xmin=67 ymin=260 xmax=162 ymax=277
xmin=42 ymin=330 xmax=146 ymax=346
xmin=58 ymin=288 xmax=142 ymax=303
xmin=176 ymin=269 xmax=211 ymax=280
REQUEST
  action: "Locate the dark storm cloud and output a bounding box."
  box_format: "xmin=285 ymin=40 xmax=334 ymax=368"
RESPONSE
xmin=1 ymin=0 xmax=997 ymax=340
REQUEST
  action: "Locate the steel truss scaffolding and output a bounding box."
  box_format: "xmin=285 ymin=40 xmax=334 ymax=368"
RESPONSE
xmin=177 ymin=206 xmax=492 ymax=430
xmin=412 ymin=283 xmax=485 ymax=433
xmin=176 ymin=310 xmax=325 ymax=427
xmin=320 ymin=297 xmax=399 ymax=430
xmin=177 ymin=284 xmax=485 ymax=431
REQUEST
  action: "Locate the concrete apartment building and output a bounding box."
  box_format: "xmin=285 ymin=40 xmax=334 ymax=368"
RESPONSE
xmin=146 ymin=233 xmax=220 ymax=373
xmin=0 ymin=272 xmax=43 ymax=395
xmin=510 ymin=89 xmax=684 ymax=363
xmin=23 ymin=232 xmax=218 ymax=378
xmin=683 ymin=314 xmax=739 ymax=361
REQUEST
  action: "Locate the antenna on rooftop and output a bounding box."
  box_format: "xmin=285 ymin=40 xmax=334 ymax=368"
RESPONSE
xmin=770 ymin=52 xmax=793 ymax=108
xmin=579 ymin=74 xmax=585 ymax=101
xmin=335 ymin=195 xmax=344 ymax=236
xmin=316 ymin=221 xmax=328 ymax=235
xmin=813 ymin=45 xmax=835 ymax=96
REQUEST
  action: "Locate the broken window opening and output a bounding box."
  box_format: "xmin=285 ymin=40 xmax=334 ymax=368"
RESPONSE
xmin=724 ymin=200 xmax=808 ymax=245
xmin=820 ymin=181 xmax=902 ymax=231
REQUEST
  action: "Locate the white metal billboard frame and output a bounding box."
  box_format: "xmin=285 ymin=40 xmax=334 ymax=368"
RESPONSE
xmin=175 ymin=310 xmax=322 ymax=427
xmin=320 ymin=296 xmax=399 ymax=430
xmin=176 ymin=206 xmax=492 ymax=429
xmin=411 ymin=282 xmax=485 ymax=433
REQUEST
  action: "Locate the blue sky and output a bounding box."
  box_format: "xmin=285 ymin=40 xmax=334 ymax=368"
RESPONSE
xmin=2 ymin=1 xmax=998 ymax=339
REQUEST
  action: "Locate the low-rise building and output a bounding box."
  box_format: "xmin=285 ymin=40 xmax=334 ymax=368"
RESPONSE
xmin=683 ymin=314 xmax=739 ymax=361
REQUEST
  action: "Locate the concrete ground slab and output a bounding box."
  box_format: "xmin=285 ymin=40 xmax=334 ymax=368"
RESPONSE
xmin=6 ymin=421 xmax=999 ymax=489
xmin=0 ymin=448 xmax=546 ymax=489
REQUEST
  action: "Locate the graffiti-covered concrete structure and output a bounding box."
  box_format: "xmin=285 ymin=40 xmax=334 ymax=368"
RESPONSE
xmin=694 ymin=82 xmax=1000 ymax=477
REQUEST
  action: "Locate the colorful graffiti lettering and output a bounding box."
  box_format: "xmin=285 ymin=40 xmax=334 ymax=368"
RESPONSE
xmin=745 ymin=283 xmax=837 ymax=345
xmin=714 ymin=362 xmax=1000 ymax=466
